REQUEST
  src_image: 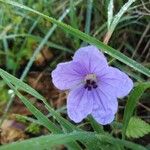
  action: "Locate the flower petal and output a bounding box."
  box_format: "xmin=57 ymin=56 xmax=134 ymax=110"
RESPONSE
xmin=91 ymin=86 xmax=118 ymax=125
xmin=52 ymin=61 xmax=87 ymax=90
xmin=92 ymin=109 xmax=115 ymax=125
xmin=99 ymin=67 xmax=133 ymax=98
xmin=67 ymin=86 xmax=93 ymax=123
xmin=73 ymin=45 xmax=108 ymax=74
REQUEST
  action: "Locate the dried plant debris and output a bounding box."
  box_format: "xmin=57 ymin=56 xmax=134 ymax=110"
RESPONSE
xmin=0 ymin=120 xmax=28 ymax=144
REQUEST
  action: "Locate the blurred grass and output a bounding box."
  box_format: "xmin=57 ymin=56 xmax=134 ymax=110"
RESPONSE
xmin=0 ymin=0 xmax=149 ymax=75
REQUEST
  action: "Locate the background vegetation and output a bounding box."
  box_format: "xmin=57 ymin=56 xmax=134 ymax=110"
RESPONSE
xmin=0 ymin=0 xmax=149 ymax=150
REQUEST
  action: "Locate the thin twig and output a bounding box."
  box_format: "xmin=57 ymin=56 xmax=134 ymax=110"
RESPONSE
xmin=138 ymin=102 xmax=150 ymax=112
xmin=132 ymin=23 xmax=150 ymax=58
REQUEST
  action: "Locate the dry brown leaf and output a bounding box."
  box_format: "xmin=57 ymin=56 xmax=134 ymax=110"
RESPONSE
xmin=1 ymin=120 xmax=28 ymax=144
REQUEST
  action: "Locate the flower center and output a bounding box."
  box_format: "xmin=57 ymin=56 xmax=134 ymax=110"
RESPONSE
xmin=84 ymin=74 xmax=98 ymax=91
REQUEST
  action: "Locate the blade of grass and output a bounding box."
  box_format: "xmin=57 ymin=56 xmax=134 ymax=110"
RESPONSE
xmin=0 ymin=34 xmax=73 ymax=53
xmin=84 ymin=0 xmax=93 ymax=35
xmin=110 ymin=0 xmax=136 ymax=32
xmin=0 ymin=2 xmax=72 ymax=126
xmin=81 ymin=0 xmax=93 ymax=46
xmin=3 ymin=38 xmax=9 ymax=69
xmin=107 ymin=0 xmax=114 ymax=29
xmin=0 ymin=0 xmax=149 ymax=77
xmin=69 ymin=0 xmax=80 ymax=47
xmin=15 ymin=106 xmax=66 ymax=125
xmin=69 ymin=0 xmax=78 ymax=29
xmin=20 ymin=9 xmax=69 ymax=80
xmin=20 ymin=0 xmax=82 ymax=80
xmin=1 ymin=77 xmax=61 ymax=133
xmin=104 ymin=0 xmax=136 ymax=43
xmin=122 ymin=82 xmax=150 ymax=139
xmin=15 ymin=114 xmax=42 ymax=125
xmin=0 ymin=71 xmax=82 ymax=150
xmin=0 ymin=0 xmax=82 ymax=127
xmin=88 ymin=115 xmax=104 ymax=134
xmin=0 ymin=68 xmax=79 ymax=132
xmin=0 ymin=131 xmax=146 ymax=150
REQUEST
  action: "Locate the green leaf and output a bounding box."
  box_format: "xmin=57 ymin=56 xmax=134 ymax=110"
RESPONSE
xmin=126 ymin=117 xmax=150 ymax=138
xmin=0 ymin=0 xmax=150 ymax=77
xmin=0 ymin=69 xmax=146 ymax=150
xmin=0 ymin=132 xmax=146 ymax=150
xmin=122 ymin=82 xmax=150 ymax=138
xmin=26 ymin=123 xmax=41 ymax=134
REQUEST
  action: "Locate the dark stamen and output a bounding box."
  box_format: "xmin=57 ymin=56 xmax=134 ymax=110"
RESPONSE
xmin=87 ymin=86 xmax=92 ymax=91
xmin=91 ymin=81 xmax=96 ymax=85
xmin=84 ymin=79 xmax=97 ymax=90
xmin=86 ymin=79 xmax=91 ymax=84
xmin=84 ymin=84 xmax=88 ymax=89
xmin=93 ymin=84 xmax=98 ymax=89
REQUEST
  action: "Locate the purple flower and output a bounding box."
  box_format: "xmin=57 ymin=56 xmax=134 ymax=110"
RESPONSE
xmin=52 ymin=46 xmax=133 ymax=125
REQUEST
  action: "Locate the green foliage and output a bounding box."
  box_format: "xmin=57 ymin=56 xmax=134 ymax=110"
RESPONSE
xmin=0 ymin=80 xmax=9 ymax=104
xmin=0 ymin=68 xmax=82 ymax=150
xmin=0 ymin=66 xmax=147 ymax=150
xmin=0 ymin=131 xmax=146 ymax=150
xmin=88 ymin=115 xmax=104 ymax=134
xmin=0 ymin=68 xmax=78 ymax=132
xmin=15 ymin=115 xmax=27 ymax=124
xmin=107 ymin=0 xmax=114 ymax=29
xmin=0 ymin=0 xmax=150 ymax=77
xmin=26 ymin=123 xmax=40 ymax=134
xmin=0 ymin=0 xmax=149 ymax=149
xmin=109 ymin=0 xmax=136 ymax=32
xmin=122 ymin=82 xmax=150 ymax=138
xmin=126 ymin=117 xmax=150 ymax=138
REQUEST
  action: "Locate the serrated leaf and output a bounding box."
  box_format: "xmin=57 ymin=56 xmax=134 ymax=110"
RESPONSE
xmin=126 ymin=117 xmax=150 ymax=138
xmin=122 ymin=82 xmax=150 ymax=138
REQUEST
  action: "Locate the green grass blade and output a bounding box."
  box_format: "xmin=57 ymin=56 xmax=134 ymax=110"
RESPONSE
xmin=0 ymin=132 xmax=99 ymax=150
xmin=0 ymin=68 xmax=45 ymax=101
xmin=84 ymin=0 xmax=93 ymax=35
xmin=0 ymin=77 xmax=61 ymax=133
xmin=0 ymin=132 xmax=146 ymax=150
xmin=88 ymin=115 xmax=104 ymax=134
xmin=3 ymin=38 xmax=9 ymax=69
xmin=122 ymin=82 xmax=150 ymax=139
xmin=0 ymin=34 xmax=73 ymax=53
xmin=0 ymin=68 xmax=80 ymax=131
xmin=69 ymin=0 xmax=78 ymax=29
xmin=81 ymin=0 xmax=93 ymax=47
xmin=107 ymin=0 xmax=114 ymax=29
xmin=110 ymin=0 xmax=136 ymax=32
xmin=0 ymin=69 xmax=82 ymax=150
xmin=20 ymin=8 xmax=69 ymax=80
xmin=0 ymin=0 xmax=149 ymax=77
